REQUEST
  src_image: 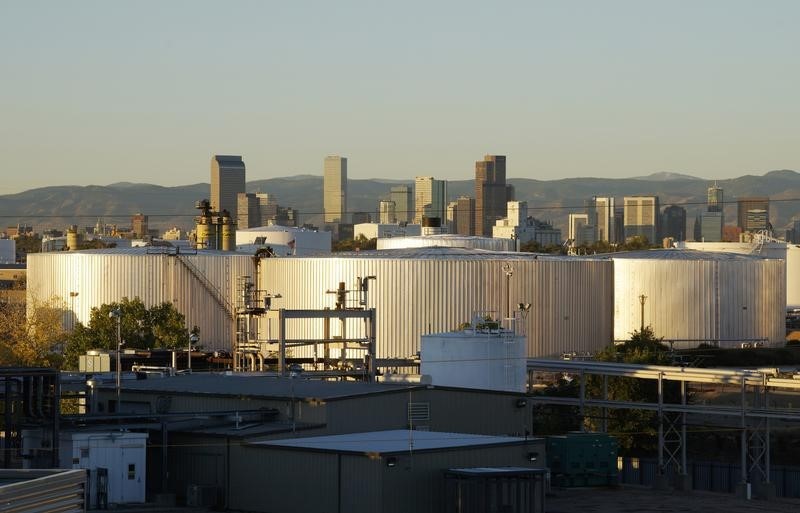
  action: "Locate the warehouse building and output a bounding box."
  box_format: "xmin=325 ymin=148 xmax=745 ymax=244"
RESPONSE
xmin=259 ymin=247 xmax=614 ymax=359
xmin=604 ymin=249 xmax=785 ymax=346
xmin=26 ymin=248 xmax=256 ymax=350
xmin=230 ymin=430 xmax=545 ymax=513
xmin=90 ymin=374 xmax=539 ymax=508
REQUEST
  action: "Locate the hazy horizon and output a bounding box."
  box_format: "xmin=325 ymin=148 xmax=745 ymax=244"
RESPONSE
xmin=2 ymin=1 xmax=799 ymax=194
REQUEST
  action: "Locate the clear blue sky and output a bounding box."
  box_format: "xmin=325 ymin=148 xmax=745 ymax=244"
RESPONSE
xmin=1 ymin=0 xmax=799 ymax=193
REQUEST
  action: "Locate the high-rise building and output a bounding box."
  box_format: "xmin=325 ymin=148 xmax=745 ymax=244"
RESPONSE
xmin=623 ymin=196 xmax=660 ymax=243
xmin=475 ymin=155 xmax=509 ymax=237
xmin=390 ymin=185 xmax=413 ymax=224
xmin=414 ymin=176 xmax=447 ymax=224
xmin=568 ymin=213 xmax=592 ymax=246
xmin=210 ymin=155 xmax=246 ymax=216
xmin=324 ymin=156 xmax=348 ymax=223
xmin=131 ymin=213 xmax=148 ymax=238
xmin=700 ymin=211 xmax=723 ymax=242
xmin=737 ymin=197 xmax=770 ymax=232
xmin=587 ymin=197 xmax=615 ymax=243
xmin=237 ymin=192 xmax=296 ymax=228
xmin=452 ymin=196 xmax=475 ymax=236
xmin=707 ymin=182 xmax=723 ymax=213
xmin=379 ymin=200 xmax=397 ymax=224
xmin=745 ymin=209 xmax=770 ymax=233
xmin=661 ymin=205 xmax=687 ymax=241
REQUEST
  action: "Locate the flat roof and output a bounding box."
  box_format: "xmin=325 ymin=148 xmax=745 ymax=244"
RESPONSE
xmin=102 ymin=373 xmax=421 ymax=401
xmin=253 ymin=429 xmax=532 ymax=455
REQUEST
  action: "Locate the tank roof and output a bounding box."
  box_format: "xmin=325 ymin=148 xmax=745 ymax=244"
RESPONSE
xmin=283 ymin=246 xmax=591 ymax=261
xmin=597 ymin=248 xmax=774 ymax=261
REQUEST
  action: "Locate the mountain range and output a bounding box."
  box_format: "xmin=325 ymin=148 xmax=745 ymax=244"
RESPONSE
xmin=2 ymin=171 xmax=799 ymax=236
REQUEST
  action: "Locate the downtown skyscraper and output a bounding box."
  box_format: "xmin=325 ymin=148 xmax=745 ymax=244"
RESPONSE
xmin=210 ymin=155 xmax=246 ymax=216
xmin=475 ymin=155 xmax=511 ymax=237
xmin=414 ymin=176 xmax=447 ymax=224
xmin=324 ymin=156 xmax=348 ymax=223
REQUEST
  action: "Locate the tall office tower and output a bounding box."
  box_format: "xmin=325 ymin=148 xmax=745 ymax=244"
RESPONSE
xmin=475 ymin=155 xmax=509 ymax=237
xmin=745 ymin=209 xmax=770 ymax=233
xmin=390 ymin=185 xmax=413 ymax=224
xmin=256 ymin=193 xmax=279 ymax=226
xmin=707 ymin=182 xmax=724 ymax=213
xmin=586 ymin=197 xmax=615 ymax=243
xmin=131 ymin=213 xmax=148 ymax=238
xmin=662 ymin=205 xmax=687 ymax=241
xmin=737 ymin=197 xmax=770 ymax=231
xmin=452 ymin=196 xmax=475 ymax=236
xmin=623 ymin=196 xmax=660 ymax=243
xmin=379 ymin=200 xmax=397 ymax=224
xmin=414 ymin=176 xmax=447 ymax=224
xmin=211 ymin=155 xmax=246 ymax=216
xmin=324 ymin=156 xmax=348 ymax=223
xmin=700 ymin=211 xmax=723 ymax=242
xmin=237 ymin=193 xmax=259 ymax=229
xmin=568 ymin=213 xmax=592 ymax=245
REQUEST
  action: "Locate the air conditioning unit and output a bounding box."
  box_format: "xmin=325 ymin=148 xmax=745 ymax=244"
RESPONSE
xmin=186 ymin=484 xmax=218 ymax=508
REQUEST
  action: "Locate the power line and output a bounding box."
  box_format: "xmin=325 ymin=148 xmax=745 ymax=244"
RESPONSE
xmin=0 ymin=197 xmax=798 ymax=220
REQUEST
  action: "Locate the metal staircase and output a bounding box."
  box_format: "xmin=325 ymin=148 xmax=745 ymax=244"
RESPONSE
xmin=174 ymin=254 xmax=233 ymax=320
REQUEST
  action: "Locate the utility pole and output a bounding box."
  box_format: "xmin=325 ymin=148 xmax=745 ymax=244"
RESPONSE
xmin=639 ymin=294 xmax=648 ymax=332
xmin=502 ymin=263 xmax=514 ymax=322
xmin=109 ymin=308 xmax=123 ymax=411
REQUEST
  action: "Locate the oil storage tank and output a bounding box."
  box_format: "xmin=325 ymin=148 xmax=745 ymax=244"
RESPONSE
xmin=27 ymin=248 xmax=255 ymax=351
xmin=377 ymin=235 xmax=516 ymax=252
xmin=606 ymin=249 xmax=785 ymax=347
xmin=258 ymin=247 xmax=613 ymax=358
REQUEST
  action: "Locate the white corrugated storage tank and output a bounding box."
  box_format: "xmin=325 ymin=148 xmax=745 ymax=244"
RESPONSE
xmin=683 ymin=241 xmax=798 ymax=308
xmin=27 ymin=248 xmax=256 ymax=350
xmin=377 ymin=235 xmax=516 ymax=252
xmin=608 ymin=249 xmax=785 ymax=347
xmin=259 ymin=247 xmax=613 ymax=358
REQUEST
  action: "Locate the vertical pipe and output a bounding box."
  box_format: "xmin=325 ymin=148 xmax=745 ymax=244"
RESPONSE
xmin=681 ymin=379 xmax=687 ymax=476
xmin=4 ymin=378 xmax=12 ymax=468
xmin=764 ymin=384 xmax=771 ymax=483
xmin=278 ymin=309 xmax=286 ymax=376
xmin=52 ymin=373 xmax=60 ymax=467
xmin=741 ymin=376 xmax=747 ymax=484
xmin=579 ymin=371 xmax=585 ymax=432
xmin=116 ymin=317 xmax=121 ymax=410
xmin=657 ymin=373 xmax=664 ymax=474
xmin=161 ymin=421 xmax=168 ymax=492
xmin=602 ymin=375 xmax=608 ymax=433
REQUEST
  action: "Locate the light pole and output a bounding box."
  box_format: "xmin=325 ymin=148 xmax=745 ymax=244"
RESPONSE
xmin=69 ymin=291 xmax=79 ymax=331
xmin=189 ymin=332 xmax=199 ymax=372
xmin=108 ymin=308 xmax=123 ymax=411
xmin=639 ymin=294 xmax=648 ymax=332
xmin=502 ymin=263 xmax=514 ymax=322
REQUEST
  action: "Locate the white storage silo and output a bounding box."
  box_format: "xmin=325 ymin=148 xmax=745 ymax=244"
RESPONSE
xmin=259 ymin=247 xmax=614 ymax=359
xmin=27 ymin=248 xmax=256 ymax=351
xmin=376 ymin=235 xmax=516 ymax=252
xmin=608 ymin=249 xmax=785 ymax=347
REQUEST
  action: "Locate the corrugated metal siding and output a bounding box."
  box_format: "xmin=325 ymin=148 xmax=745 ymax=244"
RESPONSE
xmin=787 ymin=245 xmax=800 ymax=307
xmin=613 ymin=258 xmax=785 ymax=345
xmin=0 ymin=469 xmax=86 ymax=513
xmin=229 ymin=446 xmax=340 ymax=513
xmin=27 ymin=251 xmax=255 ymax=350
xmin=260 ymin=257 xmax=613 ymax=358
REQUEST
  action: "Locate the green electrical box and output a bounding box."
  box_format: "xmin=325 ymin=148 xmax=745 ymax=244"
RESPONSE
xmin=546 ymin=432 xmax=618 ymax=487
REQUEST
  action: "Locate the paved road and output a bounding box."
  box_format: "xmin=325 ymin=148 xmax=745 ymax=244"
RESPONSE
xmin=547 ymin=486 xmax=800 ymax=513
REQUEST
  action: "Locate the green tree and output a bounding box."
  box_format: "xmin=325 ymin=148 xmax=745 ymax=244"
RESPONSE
xmin=64 ymin=297 xmax=189 ymax=369
xmin=332 ymin=234 xmax=377 ymax=252
xmin=586 ymin=327 xmax=675 ymax=454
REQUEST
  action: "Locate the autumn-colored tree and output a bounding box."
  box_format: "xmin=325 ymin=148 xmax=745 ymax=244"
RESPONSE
xmin=0 ymin=296 xmax=66 ymax=368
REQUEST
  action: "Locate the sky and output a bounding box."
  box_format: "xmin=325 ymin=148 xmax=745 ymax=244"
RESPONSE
xmin=1 ymin=0 xmax=799 ymax=193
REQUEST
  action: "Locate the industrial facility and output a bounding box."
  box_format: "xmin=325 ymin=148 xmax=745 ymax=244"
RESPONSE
xmin=26 ymin=247 xmax=256 ymax=350
xmin=603 ymin=249 xmax=786 ymax=346
xmin=376 ymin=234 xmax=517 ymax=251
xmin=258 ymin=247 xmax=614 ymax=359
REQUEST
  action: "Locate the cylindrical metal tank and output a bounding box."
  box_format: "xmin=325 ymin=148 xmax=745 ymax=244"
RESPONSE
xmin=196 ymin=218 xmax=216 ymax=251
xmin=259 ymin=247 xmax=614 ymax=358
xmin=221 ymin=217 xmax=236 ymax=252
xmin=377 ymin=235 xmax=516 ymax=252
xmin=66 ymin=226 xmax=80 ymax=251
xmin=788 ymin=245 xmax=800 ymax=308
xmin=607 ymin=249 xmax=785 ymax=347
xmin=27 ymin=248 xmax=256 ymax=351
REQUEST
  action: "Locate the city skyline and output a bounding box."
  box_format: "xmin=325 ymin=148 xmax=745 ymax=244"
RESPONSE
xmin=2 ymin=1 xmax=800 ymax=193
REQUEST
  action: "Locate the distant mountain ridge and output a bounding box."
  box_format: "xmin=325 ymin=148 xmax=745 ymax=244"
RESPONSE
xmin=2 ymin=170 xmax=799 ymax=235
